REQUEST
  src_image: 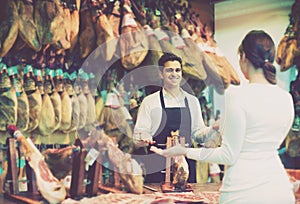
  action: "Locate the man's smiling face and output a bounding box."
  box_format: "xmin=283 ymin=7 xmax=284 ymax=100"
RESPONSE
xmin=160 ymin=60 xmax=182 ymax=89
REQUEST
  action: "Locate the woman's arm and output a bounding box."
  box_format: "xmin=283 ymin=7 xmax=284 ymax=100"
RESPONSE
xmin=187 ymin=90 xmax=246 ymax=165
xmin=153 ymin=90 xmax=246 ymax=166
xmin=191 ymin=96 xmax=220 ymax=145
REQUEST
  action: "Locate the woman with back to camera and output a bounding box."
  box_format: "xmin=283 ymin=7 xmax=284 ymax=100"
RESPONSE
xmin=151 ymin=30 xmax=295 ymax=204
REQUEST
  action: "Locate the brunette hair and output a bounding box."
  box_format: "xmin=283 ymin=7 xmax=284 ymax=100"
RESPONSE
xmin=158 ymin=53 xmax=182 ymax=71
xmin=239 ymin=30 xmax=277 ymax=84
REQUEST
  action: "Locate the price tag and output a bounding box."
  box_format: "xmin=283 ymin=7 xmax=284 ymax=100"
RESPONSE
xmin=85 ymin=148 xmax=100 ymax=171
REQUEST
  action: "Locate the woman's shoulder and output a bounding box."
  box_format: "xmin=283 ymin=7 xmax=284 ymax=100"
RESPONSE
xmin=226 ymin=83 xmax=292 ymax=102
xmin=273 ymin=85 xmax=293 ymax=102
xmin=225 ymin=85 xmax=245 ymax=97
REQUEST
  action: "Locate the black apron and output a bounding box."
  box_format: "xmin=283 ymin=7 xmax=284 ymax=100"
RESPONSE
xmin=136 ymin=90 xmax=196 ymax=183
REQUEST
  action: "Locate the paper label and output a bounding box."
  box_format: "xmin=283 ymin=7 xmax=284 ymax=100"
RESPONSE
xmin=171 ymin=35 xmax=186 ymax=49
xmin=144 ymin=25 xmax=155 ymax=36
xmin=154 ymin=28 xmax=169 ymax=41
xmin=209 ymin=163 xmax=221 ymax=174
xmin=85 ymin=148 xmax=100 ymax=171
xmin=122 ymin=13 xmax=137 ymax=28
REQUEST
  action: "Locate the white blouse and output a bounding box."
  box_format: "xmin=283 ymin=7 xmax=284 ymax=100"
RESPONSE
xmin=186 ymin=84 xmax=295 ymax=197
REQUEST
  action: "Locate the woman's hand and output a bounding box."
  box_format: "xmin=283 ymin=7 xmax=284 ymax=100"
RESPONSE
xmin=150 ymin=145 xmax=188 ymax=157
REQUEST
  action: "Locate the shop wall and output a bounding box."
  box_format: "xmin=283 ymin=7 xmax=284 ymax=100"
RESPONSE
xmin=213 ymin=0 xmax=296 ymax=115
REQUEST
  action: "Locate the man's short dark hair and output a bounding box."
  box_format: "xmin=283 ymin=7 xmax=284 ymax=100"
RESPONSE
xmin=158 ymin=53 xmax=182 ymax=71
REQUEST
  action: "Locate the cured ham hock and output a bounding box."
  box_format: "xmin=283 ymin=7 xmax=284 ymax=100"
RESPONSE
xmin=150 ymin=130 xmax=190 ymax=192
xmin=85 ymin=129 xmax=144 ymax=194
xmin=8 ymin=126 xmax=67 ymax=203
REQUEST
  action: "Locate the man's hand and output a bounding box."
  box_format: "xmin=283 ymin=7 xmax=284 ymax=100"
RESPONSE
xmin=134 ymin=138 xmax=156 ymax=147
xmin=150 ymin=145 xmax=188 ymax=157
xmin=134 ymin=132 xmax=155 ymax=147
xmin=140 ymin=139 xmax=156 ymax=146
xmin=212 ymin=118 xmax=220 ymax=131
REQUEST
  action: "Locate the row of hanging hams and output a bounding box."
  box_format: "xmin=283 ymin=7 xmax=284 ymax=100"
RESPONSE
xmin=122 ymin=0 xmax=239 ymax=89
xmin=276 ymin=0 xmax=300 ymax=158
xmin=276 ymin=0 xmax=300 ymax=71
xmin=0 ymin=0 xmax=124 ymax=64
xmin=118 ymin=0 xmax=240 ymax=92
xmin=0 ymin=0 xmax=80 ymax=56
xmin=0 ymin=62 xmax=100 ymax=144
xmin=0 ymin=0 xmax=240 ymax=95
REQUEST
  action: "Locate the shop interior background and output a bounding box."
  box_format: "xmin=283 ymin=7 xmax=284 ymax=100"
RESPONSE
xmin=206 ymin=0 xmax=297 ymax=114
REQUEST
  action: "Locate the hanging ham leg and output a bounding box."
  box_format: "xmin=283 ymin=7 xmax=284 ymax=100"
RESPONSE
xmin=276 ymin=1 xmax=300 ymax=71
xmin=214 ymin=47 xmax=240 ymax=85
xmin=151 ymin=21 xmax=203 ymax=81
xmin=48 ymin=82 xmax=62 ymax=132
xmin=276 ymin=35 xmax=288 ymax=68
xmin=107 ymin=0 xmax=121 ymax=58
xmin=179 ymin=29 xmax=207 ymax=81
xmin=0 ymin=69 xmax=18 ymax=132
xmin=200 ymin=25 xmax=240 ymax=85
xmin=119 ymin=0 xmax=149 ymax=70
xmin=83 ymin=84 xmax=96 ymax=132
xmin=34 ymin=0 xmax=70 ymax=50
xmin=38 ymin=91 xmax=56 ymax=136
xmin=59 ymin=0 xmax=72 ymax=51
xmin=78 ymin=1 xmax=97 ymax=59
xmin=91 ymin=5 xmax=118 ymax=61
xmin=95 ymin=96 xmax=104 ymax=124
xmin=58 ymin=88 xmax=73 ymax=131
xmin=16 ymin=0 xmax=41 ymax=51
xmin=10 ymin=129 xmax=66 ymax=203
xmin=16 ymin=91 xmax=30 ymax=132
xmin=68 ymin=0 xmax=81 ymax=51
xmin=24 ymin=72 xmax=42 ymax=133
xmin=107 ymin=1 xmax=121 ymax=38
xmin=63 ymin=82 xmax=80 ymax=133
xmin=276 ymin=35 xmax=298 ymax=71
xmin=75 ymin=84 xmax=87 ymax=130
xmin=129 ymin=25 xmax=163 ymax=91
xmin=0 ymin=0 xmax=19 ymax=57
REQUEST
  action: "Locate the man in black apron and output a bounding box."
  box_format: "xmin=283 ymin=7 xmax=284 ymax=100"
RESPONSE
xmin=141 ymin=89 xmax=196 ymax=183
xmin=133 ymin=53 xmax=217 ymax=183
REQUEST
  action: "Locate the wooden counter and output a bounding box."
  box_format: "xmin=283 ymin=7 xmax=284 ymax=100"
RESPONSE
xmin=0 ymin=183 xmax=220 ymax=204
xmin=142 ymin=183 xmax=221 ymax=203
xmin=1 ymin=183 xmax=299 ymax=204
xmin=142 ymin=183 xmax=220 ymax=194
